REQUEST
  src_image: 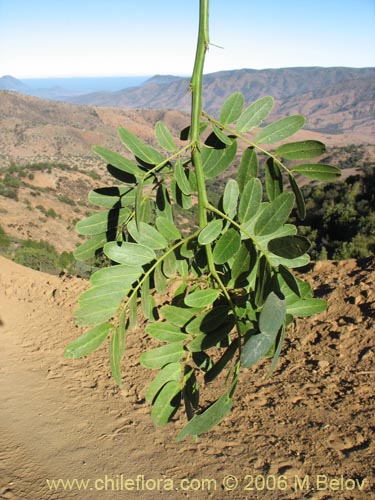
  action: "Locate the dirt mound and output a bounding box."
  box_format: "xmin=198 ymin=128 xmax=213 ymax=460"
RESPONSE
xmin=0 ymin=256 xmax=374 ymax=499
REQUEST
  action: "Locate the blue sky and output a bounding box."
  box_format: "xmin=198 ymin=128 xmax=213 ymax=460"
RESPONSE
xmin=0 ymin=0 xmax=374 ymax=78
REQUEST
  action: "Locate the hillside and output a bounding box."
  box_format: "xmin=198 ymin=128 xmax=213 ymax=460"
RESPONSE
xmin=70 ymin=67 xmax=375 ymax=143
xmin=1 ymin=255 xmax=374 ymax=499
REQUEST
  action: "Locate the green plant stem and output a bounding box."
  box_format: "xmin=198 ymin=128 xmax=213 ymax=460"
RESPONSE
xmin=190 ymin=0 xmax=210 ymax=227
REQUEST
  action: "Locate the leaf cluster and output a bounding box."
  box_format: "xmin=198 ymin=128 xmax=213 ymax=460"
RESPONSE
xmin=66 ymin=92 xmax=339 ymax=439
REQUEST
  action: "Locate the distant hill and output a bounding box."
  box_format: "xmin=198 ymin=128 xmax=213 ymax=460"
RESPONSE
xmin=0 ymin=91 xmax=189 ymax=165
xmin=0 ymin=75 xmax=30 ymax=93
xmin=69 ymin=67 xmax=375 ymax=142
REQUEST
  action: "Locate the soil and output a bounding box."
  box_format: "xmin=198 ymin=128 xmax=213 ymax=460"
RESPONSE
xmin=0 ymin=256 xmax=374 ymax=500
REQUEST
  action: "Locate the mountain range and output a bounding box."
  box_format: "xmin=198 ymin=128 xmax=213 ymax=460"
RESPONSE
xmin=1 ymin=67 xmax=374 ymax=142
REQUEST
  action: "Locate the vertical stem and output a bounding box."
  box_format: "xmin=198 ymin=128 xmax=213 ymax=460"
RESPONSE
xmin=190 ymin=0 xmax=209 ymax=228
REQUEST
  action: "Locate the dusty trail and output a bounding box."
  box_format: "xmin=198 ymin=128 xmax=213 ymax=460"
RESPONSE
xmin=0 ymin=256 xmax=374 ymax=499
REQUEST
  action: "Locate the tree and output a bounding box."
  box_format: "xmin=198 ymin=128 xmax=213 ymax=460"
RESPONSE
xmin=65 ymin=0 xmax=340 ymax=440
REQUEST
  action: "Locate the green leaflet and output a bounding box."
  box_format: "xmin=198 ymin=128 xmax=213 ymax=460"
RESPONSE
xmin=155 ymin=216 xmax=181 ymax=241
xmin=184 ymin=288 xmax=220 ymax=308
xmin=202 ymin=140 xmax=237 ymax=179
xmin=78 ymin=283 xmax=130 ymax=305
xmin=223 ymin=179 xmax=239 ymax=218
xmin=162 ymin=250 xmax=177 ymax=277
xmin=213 ymin=228 xmax=241 ymax=265
xmin=160 ymin=305 xmax=202 ymax=327
xmin=238 ymin=178 xmax=262 ymax=223
xmin=73 ymin=233 xmax=108 ymax=261
xmin=286 ymin=298 xmax=327 ymax=317
xmin=288 ymin=174 xmax=306 ymax=220
xmin=156 ymin=184 xmax=173 ymax=222
xmin=151 ymin=380 xmax=181 ymax=427
xmin=75 ymin=297 xmax=120 ymax=326
xmin=236 ymin=96 xmax=274 ymax=132
xmin=127 ymin=220 xmax=168 ymax=250
xmin=171 ymin=179 xmax=192 ymax=210
xmin=92 ymin=146 xmax=142 ymax=177
xmin=291 ymin=164 xmax=341 ymax=181
xmin=255 ymin=115 xmax=305 ymax=144
xmin=64 ymin=322 xmax=112 ymax=358
xmin=212 ymin=124 xmax=233 ymax=145
xmin=175 ymin=160 xmax=192 ymax=195
xmin=231 ymin=241 xmax=257 ymax=285
xmin=146 ymin=322 xmax=187 ymax=343
xmin=88 ymin=187 xmax=135 ymax=209
xmin=153 ymin=262 xmax=167 ymax=293
xmin=110 ymin=326 xmax=126 ymax=385
xmin=278 ymin=265 xmax=301 ymax=297
xmin=259 ymin=292 xmax=286 ymax=336
xmin=241 ymin=293 xmax=286 ymax=368
xmin=237 ymin=147 xmax=258 ymax=193
xmin=76 ymin=207 xmax=130 ymax=236
xmin=90 ymin=264 xmax=143 ymax=287
xmin=265 ymin=158 xmax=283 ymax=202
xmin=177 ymin=389 xmax=233 ymax=441
xmin=118 ymin=126 xmax=165 ymax=165
xmin=198 ymin=219 xmax=223 ymax=245
xmin=145 ymin=362 xmax=182 ymax=403
xmin=140 ymin=343 xmax=185 ymax=369
xmin=104 ymin=241 xmax=156 ymax=266
xmin=141 ymin=275 xmax=154 ymax=320
xmin=219 ymin=92 xmax=244 ymax=124
xmin=254 ymin=192 xmax=295 ymax=236
xmin=276 ymin=140 xmax=326 ymax=160
xmin=155 ymin=121 xmax=176 ymax=152
xmin=268 ymin=235 xmax=311 ymax=259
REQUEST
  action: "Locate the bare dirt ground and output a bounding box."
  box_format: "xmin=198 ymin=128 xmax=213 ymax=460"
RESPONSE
xmin=0 ymin=256 xmax=374 ymax=500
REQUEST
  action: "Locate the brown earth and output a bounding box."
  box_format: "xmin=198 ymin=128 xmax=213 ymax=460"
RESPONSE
xmin=0 ymin=255 xmax=374 ymax=500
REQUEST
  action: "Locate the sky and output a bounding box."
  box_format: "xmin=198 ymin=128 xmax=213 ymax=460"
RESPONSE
xmin=0 ymin=0 xmax=374 ymax=78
